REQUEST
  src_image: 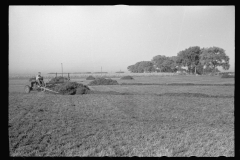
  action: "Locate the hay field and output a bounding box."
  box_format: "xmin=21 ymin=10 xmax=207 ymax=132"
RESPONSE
xmin=74 ymin=75 xmax=234 ymax=85
xmin=116 ymin=75 xmax=234 ymax=84
xmin=89 ymin=85 xmax=234 ymax=97
xmin=9 ymin=76 xmax=234 ymax=157
xmin=9 ymin=75 xmax=234 ymax=93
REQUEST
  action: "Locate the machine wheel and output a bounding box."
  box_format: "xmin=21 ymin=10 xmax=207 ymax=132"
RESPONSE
xmin=24 ymin=85 xmax=31 ymax=93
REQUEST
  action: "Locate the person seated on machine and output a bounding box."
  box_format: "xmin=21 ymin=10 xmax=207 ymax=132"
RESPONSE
xmin=36 ymin=72 xmax=44 ymax=87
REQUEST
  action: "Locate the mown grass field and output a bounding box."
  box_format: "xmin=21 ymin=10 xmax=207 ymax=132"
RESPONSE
xmin=9 ymin=75 xmax=234 ymax=157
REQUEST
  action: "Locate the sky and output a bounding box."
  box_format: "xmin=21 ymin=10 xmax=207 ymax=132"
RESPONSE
xmin=9 ymin=5 xmax=235 ymax=75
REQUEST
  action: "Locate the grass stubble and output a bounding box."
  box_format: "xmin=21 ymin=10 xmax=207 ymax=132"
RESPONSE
xmin=9 ymin=75 xmax=234 ymax=157
xmin=9 ymin=84 xmax=234 ymax=157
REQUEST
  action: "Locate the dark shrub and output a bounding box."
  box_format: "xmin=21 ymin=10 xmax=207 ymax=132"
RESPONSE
xmin=88 ymin=78 xmax=118 ymax=85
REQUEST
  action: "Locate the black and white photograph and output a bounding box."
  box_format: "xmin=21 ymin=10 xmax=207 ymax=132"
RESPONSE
xmin=9 ymin=5 xmax=234 ymax=157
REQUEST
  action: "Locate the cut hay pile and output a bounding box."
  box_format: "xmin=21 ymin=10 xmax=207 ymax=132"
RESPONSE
xmin=86 ymin=75 xmax=95 ymax=80
xmin=88 ymin=78 xmax=118 ymax=86
xmin=120 ymin=76 xmax=134 ymax=80
xmin=48 ymin=82 xmax=90 ymax=95
xmin=49 ymin=76 xmax=69 ymax=83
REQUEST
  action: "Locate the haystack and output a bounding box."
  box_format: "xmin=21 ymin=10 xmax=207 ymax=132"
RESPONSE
xmin=120 ymin=76 xmax=134 ymax=80
xmin=86 ymin=75 xmax=95 ymax=80
xmin=88 ymin=78 xmax=118 ymax=85
xmin=75 ymin=84 xmax=91 ymax=95
xmin=51 ymin=82 xmax=90 ymax=95
xmin=49 ymin=76 xmax=68 ymax=83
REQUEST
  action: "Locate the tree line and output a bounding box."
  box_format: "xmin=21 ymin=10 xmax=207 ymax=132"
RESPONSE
xmin=127 ymin=46 xmax=230 ymax=75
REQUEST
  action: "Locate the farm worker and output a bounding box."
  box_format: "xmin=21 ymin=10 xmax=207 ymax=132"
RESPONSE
xmin=36 ymin=72 xmax=43 ymax=87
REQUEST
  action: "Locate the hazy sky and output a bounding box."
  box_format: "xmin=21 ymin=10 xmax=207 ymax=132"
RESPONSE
xmin=9 ymin=5 xmax=235 ymax=74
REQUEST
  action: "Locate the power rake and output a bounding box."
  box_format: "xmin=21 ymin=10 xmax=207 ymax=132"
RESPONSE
xmin=24 ymin=77 xmax=60 ymax=94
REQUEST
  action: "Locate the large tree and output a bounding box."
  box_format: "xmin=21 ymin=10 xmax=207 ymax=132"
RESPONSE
xmin=176 ymin=46 xmax=202 ymax=74
xmin=169 ymin=56 xmax=179 ymax=72
xmin=151 ymin=55 xmax=168 ymax=72
xmin=161 ymin=58 xmax=177 ymax=72
xmin=200 ymin=47 xmax=230 ymax=74
xmin=140 ymin=61 xmax=155 ymax=73
xmin=127 ymin=65 xmax=137 ymax=73
xmin=127 ymin=61 xmax=155 ymax=73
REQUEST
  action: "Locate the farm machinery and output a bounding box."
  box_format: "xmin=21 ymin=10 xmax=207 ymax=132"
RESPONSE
xmin=24 ymin=73 xmax=71 ymax=94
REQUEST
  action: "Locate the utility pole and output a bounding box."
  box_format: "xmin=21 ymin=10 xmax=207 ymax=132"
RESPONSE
xmin=61 ymin=63 xmax=63 ymax=77
xmin=101 ymin=66 xmax=102 ymax=76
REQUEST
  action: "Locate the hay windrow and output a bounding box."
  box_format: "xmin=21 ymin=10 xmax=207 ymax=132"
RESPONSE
xmin=86 ymin=91 xmax=233 ymax=98
xmin=88 ymin=78 xmax=119 ymax=86
xmin=48 ymin=82 xmax=90 ymax=95
xmin=88 ymin=90 xmax=133 ymax=95
xmin=120 ymin=76 xmax=134 ymax=80
xmin=48 ymin=76 xmax=69 ymax=83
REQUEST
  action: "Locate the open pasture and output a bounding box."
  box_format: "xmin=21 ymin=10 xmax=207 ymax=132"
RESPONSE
xmin=9 ymin=75 xmax=234 ymax=157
